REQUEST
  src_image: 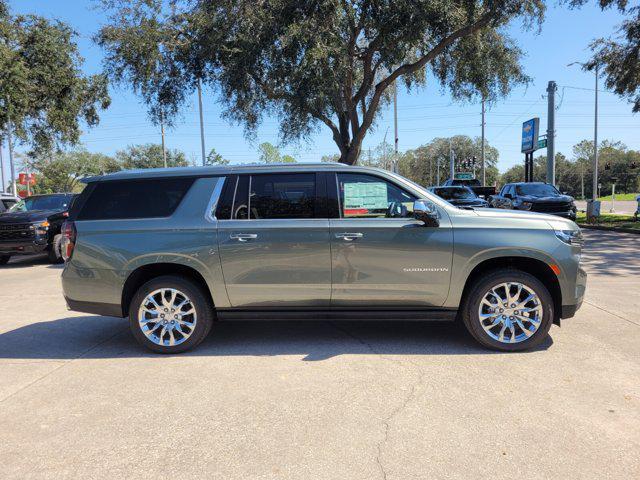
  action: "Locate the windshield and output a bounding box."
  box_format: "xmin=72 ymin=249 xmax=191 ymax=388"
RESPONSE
xmin=515 ymin=184 xmax=560 ymax=197
xmin=433 ymin=187 xmax=477 ymax=200
xmin=8 ymin=195 xmax=72 ymax=213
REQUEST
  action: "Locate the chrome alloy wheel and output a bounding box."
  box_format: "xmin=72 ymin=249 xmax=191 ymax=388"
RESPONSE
xmin=477 ymin=282 xmax=543 ymax=344
xmin=138 ymin=288 xmax=197 ymax=346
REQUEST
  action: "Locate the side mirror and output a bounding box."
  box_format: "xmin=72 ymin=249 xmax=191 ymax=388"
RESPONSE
xmin=413 ymin=199 xmax=439 ymax=227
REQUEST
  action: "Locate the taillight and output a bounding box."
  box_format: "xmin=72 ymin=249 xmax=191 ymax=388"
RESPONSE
xmin=61 ymin=220 xmax=76 ymax=262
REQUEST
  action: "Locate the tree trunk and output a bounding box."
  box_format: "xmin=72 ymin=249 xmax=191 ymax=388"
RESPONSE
xmin=338 ymin=140 xmax=362 ymax=165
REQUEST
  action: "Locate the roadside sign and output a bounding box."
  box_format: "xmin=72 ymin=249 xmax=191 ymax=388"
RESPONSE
xmin=521 ymin=118 xmax=540 ymax=153
xmin=537 ymin=138 xmax=547 ymax=149
xmin=454 ymin=172 xmax=473 ymax=180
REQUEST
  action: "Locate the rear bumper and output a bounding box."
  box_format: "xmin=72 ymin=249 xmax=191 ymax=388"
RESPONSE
xmin=0 ymin=241 xmax=48 ymax=255
xmin=65 ymin=296 xmax=124 ymax=318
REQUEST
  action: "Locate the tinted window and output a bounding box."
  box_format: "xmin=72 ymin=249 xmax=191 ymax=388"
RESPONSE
xmin=248 ymin=174 xmax=316 ymax=219
xmin=337 ymin=173 xmax=416 ymax=218
xmin=516 ymin=184 xmax=560 ymax=197
xmin=78 ymin=178 xmax=194 ymax=220
xmin=9 ymin=194 xmax=73 ymax=213
xmin=215 ymin=176 xmax=237 ymax=220
xmin=233 ymin=175 xmax=250 ymax=219
xmin=433 ymin=187 xmax=476 ymax=200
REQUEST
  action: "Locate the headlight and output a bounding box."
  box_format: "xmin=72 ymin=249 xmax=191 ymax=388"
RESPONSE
xmin=521 ymin=201 xmax=532 ymax=210
xmin=30 ymin=221 xmax=50 ymax=235
xmin=555 ymin=228 xmax=583 ymax=246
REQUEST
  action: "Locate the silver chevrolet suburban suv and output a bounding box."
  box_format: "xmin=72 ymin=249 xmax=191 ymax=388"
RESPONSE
xmin=61 ymin=164 xmax=586 ymax=353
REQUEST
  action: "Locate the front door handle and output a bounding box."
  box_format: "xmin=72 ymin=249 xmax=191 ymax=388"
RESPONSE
xmin=230 ymin=233 xmax=258 ymax=242
xmin=335 ymin=232 xmax=363 ymax=241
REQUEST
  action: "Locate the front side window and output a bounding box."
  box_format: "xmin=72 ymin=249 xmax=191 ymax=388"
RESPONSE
xmin=239 ymin=173 xmax=317 ymax=219
xmin=337 ymin=173 xmax=416 ymax=218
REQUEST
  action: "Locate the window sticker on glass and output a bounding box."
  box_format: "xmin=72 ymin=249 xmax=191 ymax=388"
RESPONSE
xmin=343 ymin=182 xmax=388 ymax=216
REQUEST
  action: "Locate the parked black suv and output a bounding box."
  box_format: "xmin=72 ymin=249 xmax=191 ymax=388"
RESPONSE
xmin=428 ymin=186 xmax=489 ymax=208
xmin=0 ymin=193 xmax=76 ymax=265
xmin=490 ymin=182 xmax=577 ymax=220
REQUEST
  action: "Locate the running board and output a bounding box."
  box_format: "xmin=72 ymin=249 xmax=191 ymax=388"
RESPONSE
xmin=216 ymin=309 xmax=457 ymax=322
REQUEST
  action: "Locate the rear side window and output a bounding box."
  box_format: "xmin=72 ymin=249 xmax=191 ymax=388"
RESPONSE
xmin=77 ymin=178 xmax=194 ymax=220
xmin=248 ymin=173 xmax=316 ymax=219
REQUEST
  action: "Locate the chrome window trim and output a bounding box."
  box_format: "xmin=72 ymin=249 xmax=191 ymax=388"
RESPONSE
xmin=204 ymin=177 xmax=226 ymax=223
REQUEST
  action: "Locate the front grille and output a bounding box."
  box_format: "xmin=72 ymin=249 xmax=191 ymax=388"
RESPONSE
xmin=0 ymin=224 xmax=34 ymax=242
xmin=531 ymin=202 xmax=571 ymax=213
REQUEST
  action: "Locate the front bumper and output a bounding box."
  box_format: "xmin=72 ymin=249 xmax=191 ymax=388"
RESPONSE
xmin=0 ymin=241 xmax=48 ymax=255
xmin=560 ymin=265 xmax=587 ymax=319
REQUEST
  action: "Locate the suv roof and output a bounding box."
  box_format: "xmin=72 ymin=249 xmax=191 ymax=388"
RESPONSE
xmin=85 ymin=162 xmax=382 ymax=183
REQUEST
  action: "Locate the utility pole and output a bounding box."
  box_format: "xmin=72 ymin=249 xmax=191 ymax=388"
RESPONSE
xmin=437 ymin=157 xmax=442 ymax=185
xmin=481 ymin=98 xmax=486 ymax=185
xmin=449 ymin=140 xmax=455 ymax=181
xmin=383 ymin=127 xmax=389 ymax=171
xmin=393 ymin=81 xmax=398 ymax=173
xmin=546 ymin=81 xmax=557 ymax=186
xmin=197 ymin=79 xmax=206 ymax=166
xmin=7 ymin=111 xmax=16 ymax=195
xmin=0 ymin=135 xmax=5 ymax=193
xmin=593 ymin=64 xmax=599 ymax=202
xmin=160 ymin=111 xmax=168 ymax=168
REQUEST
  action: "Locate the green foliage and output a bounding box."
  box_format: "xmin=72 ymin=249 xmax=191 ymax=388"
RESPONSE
xmin=500 ymin=139 xmax=640 ymax=198
xmin=25 ymin=149 xmax=121 ymax=194
xmin=565 ymin=1 xmax=640 ymax=112
xmin=258 ymin=142 xmax=296 ymax=163
xmin=0 ymin=1 xmax=110 ymax=155
xmin=115 ymin=143 xmax=189 ymax=169
xmin=205 ymin=148 xmax=229 ymax=166
xmin=97 ymin=0 xmax=544 ymax=164
xmin=397 ymin=136 xmax=500 ymax=187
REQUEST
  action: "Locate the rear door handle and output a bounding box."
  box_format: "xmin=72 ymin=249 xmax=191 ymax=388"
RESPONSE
xmin=230 ymin=233 xmax=258 ymax=242
xmin=335 ymin=232 xmax=363 ymax=241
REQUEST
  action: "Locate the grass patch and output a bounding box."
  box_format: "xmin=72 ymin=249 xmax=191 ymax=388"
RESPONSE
xmin=576 ymin=211 xmax=640 ymax=231
xmin=598 ymin=193 xmax=639 ymax=201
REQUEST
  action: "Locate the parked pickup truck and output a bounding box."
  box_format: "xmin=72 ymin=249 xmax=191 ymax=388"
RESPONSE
xmin=442 ymin=178 xmax=496 ymax=199
xmin=489 ymin=182 xmax=577 ymax=220
xmin=61 ymin=164 xmax=586 ymax=354
xmin=0 ymin=193 xmax=76 ymax=265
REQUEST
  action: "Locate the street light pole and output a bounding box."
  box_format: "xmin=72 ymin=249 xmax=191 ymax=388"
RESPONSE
xmin=481 ymin=98 xmax=486 ymax=186
xmin=0 ymin=135 xmax=5 ymax=193
xmin=160 ymin=111 xmax=167 ymax=169
xmin=593 ymin=64 xmax=599 ymax=202
xmin=393 ymin=81 xmax=398 ymax=173
xmin=7 ymin=111 xmax=16 ymax=195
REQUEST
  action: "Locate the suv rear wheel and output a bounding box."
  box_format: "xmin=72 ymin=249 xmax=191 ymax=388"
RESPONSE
xmin=47 ymin=234 xmax=64 ymax=264
xmin=129 ymin=275 xmax=214 ymax=353
xmin=461 ymin=269 xmax=554 ymax=351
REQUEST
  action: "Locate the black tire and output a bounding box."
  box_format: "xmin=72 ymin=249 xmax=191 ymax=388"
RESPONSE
xmin=47 ymin=234 xmax=64 ymax=264
xmin=460 ymin=268 xmax=554 ymax=352
xmin=0 ymin=255 xmax=10 ymax=265
xmin=129 ymin=275 xmax=214 ymax=354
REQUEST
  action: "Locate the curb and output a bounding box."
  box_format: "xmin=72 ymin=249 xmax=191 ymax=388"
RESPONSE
xmin=577 ymin=223 xmax=640 ymax=235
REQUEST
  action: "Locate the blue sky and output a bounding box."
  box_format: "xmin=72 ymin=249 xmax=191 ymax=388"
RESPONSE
xmin=2 ymin=0 xmax=639 ymax=175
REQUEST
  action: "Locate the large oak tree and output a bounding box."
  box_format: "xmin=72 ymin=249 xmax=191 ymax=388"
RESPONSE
xmin=0 ymin=1 xmax=110 ymax=155
xmin=98 ymin=0 xmax=544 ymax=164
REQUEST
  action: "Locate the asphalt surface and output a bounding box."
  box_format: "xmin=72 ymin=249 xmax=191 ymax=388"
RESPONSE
xmin=1 ymin=230 xmax=638 ymax=479
xmin=575 ymin=199 xmax=638 ymax=215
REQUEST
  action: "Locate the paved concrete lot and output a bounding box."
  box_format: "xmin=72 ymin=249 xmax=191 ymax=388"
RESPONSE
xmin=1 ymin=230 xmax=638 ymax=480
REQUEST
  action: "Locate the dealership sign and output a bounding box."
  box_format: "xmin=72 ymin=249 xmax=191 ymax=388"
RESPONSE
xmin=521 ymin=118 xmax=540 ymax=153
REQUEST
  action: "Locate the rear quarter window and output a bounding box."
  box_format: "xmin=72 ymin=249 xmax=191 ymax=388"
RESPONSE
xmin=77 ymin=178 xmax=195 ymax=220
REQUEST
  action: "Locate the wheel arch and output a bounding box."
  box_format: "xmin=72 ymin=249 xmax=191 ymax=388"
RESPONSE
xmin=122 ymin=263 xmax=215 ymax=317
xmin=459 ymin=256 xmax=562 ymax=325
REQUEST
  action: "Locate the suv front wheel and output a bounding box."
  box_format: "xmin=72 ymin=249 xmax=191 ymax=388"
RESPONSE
xmin=461 ymin=269 xmax=554 ymax=351
xmin=129 ymin=275 xmax=214 ymax=353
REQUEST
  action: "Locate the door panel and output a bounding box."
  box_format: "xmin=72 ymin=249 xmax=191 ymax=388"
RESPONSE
xmin=217 ymin=219 xmax=331 ymax=307
xmin=329 ymin=217 xmax=453 ymax=306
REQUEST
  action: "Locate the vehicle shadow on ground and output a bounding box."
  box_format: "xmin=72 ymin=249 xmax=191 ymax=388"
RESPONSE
xmin=0 ymin=315 xmax=553 ymax=361
xmin=0 ymin=254 xmax=52 ymax=269
xmin=581 ymin=230 xmax=640 ymax=277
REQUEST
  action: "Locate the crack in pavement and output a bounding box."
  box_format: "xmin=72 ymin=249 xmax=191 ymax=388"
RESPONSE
xmin=328 ymin=322 xmax=425 ymax=480
xmin=584 ymin=300 xmax=640 ymax=327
